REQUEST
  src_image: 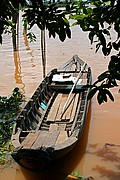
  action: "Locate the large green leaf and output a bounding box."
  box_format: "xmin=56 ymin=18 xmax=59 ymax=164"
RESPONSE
xmin=66 ymin=28 xmax=71 ymax=38
xmin=97 ymin=71 xmax=110 ymax=81
xmin=104 ymin=89 xmax=114 ymax=102
xmin=87 ymin=87 xmax=97 ymax=100
xmin=59 ymin=26 xmax=66 ymax=42
xmin=97 ymin=90 xmax=104 ymax=105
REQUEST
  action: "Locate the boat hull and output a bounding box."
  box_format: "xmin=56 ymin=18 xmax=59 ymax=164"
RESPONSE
xmin=11 ymin=55 xmax=92 ymax=171
xmin=12 ymin=138 xmax=78 ymax=171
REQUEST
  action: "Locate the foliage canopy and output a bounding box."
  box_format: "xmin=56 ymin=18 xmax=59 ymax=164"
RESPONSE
xmin=0 ymin=0 xmax=120 ymax=104
xmin=69 ymin=0 xmax=120 ymax=104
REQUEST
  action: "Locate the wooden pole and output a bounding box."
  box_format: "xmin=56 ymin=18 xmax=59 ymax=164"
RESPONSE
xmin=60 ymin=63 xmax=87 ymax=119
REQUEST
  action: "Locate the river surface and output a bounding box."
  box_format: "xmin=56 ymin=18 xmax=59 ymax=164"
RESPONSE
xmin=0 ymin=16 xmax=120 ymax=180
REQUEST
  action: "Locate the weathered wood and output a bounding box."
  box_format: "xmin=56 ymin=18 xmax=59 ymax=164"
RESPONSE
xmin=70 ymin=92 xmax=83 ymax=134
xmin=69 ymin=93 xmax=79 ymax=123
xmin=47 ymin=92 xmax=75 ymax=122
xmin=47 ymin=93 xmax=62 ymax=122
xmin=62 ymin=93 xmax=75 ymax=120
xmin=55 ymin=94 xmax=68 ymax=121
xmin=55 ymin=131 xmax=68 ymax=145
xmin=58 ymin=123 xmax=66 ymax=131
xmin=60 ymin=63 xmax=86 ymax=119
xmin=49 ymin=124 xmax=58 ymax=131
xmin=42 ymin=131 xmax=60 ymax=147
xmin=56 ymin=70 xmax=80 ymax=74
xmin=81 ymin=78 xmax=87 ymax=85
xmin=35 ymin=91 xmax=57 ymax=130
xmin=50 ymin=83 xmax=84 ymax=90
xmin=31 ymin=130 xmax=60 ymax=148
xmin=11 ymin=128 xmax=22 ymax=148
xmin=31 ymin=131 xmax=48 ymax=149
xmin=22 ymin=131 xmax=40 ymax=149
xmin=55 ymin=137 xmax=77 ymax=150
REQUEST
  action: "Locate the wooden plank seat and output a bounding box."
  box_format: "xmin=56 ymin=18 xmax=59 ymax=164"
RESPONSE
xmin=22 ymin=129 xmax=68 ymax=149
xmin=22 ymin=123 xmax=68 ymax=149
xmin=55 ymin=131 xmax=68 ymax=145
xmin=50 ymin=72 xmax=87 ymax=90
xmin=21 ymin=131 xmax=40 ymax=149
xmin=21 ymin=130 xmax=58 ymax=149
xmin=49 ymin=123 xmax=66 ymax=131
xmin=31 ymin=131 xmax=60 ymax=149
xmin=49 ymin=83 xmax=84 ymax=90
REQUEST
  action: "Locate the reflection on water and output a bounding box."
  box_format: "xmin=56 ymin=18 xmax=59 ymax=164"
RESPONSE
xmin=0 ymin=20 xmax=120 ymax=179
xmin=13 ymin=51 xmax=25 ymax=94
xmin=23 ymin=33 xmax=34 ymax=60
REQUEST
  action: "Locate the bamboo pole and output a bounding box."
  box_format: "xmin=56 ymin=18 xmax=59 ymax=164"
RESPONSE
xmin=60 ymin=63 xmax=87 ymax=119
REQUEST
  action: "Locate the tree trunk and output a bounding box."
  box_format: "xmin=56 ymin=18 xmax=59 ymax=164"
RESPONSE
xmin=12 ymin=13 xmax=19 ymax=51
xmin=41 ymin=30 xmax=46 ymax=78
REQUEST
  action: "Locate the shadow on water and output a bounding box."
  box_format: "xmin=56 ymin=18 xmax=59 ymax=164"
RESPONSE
xmin=88 ymin=144 xmax=120 ymax=163
xmin=87 ymin=136 xmax=120 ymax=179
xmin=92 ymin=165 xmax=120 ymax=180
xmin=18 ymin=103 xmax=92 ymax=180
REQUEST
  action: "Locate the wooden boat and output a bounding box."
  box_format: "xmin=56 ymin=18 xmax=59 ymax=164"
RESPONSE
xmin=11 ymin=55 xmax=92 ymax=171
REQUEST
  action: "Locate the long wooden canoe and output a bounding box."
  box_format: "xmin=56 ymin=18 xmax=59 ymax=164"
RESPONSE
xmin=11 ymin=55 xmax=92 ymax=171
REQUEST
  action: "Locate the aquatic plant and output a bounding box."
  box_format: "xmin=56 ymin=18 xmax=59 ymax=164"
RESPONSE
xmin=66 ymin=171 xmax=94 ymax=180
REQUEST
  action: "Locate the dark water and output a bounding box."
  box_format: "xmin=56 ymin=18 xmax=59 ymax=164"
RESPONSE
xmin=0 ymin=16 xmax=120 ymax=179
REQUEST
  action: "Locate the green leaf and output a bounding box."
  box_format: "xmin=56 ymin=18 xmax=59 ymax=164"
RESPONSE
xmin=110 ymin=78 xmax=118 ymax=86
xmin=66 ymin=4 xmax=71 ymax=12
xmin=101 ymin=83 xmax=114 ymax=89
xmin=83 ymin=7 xmax=87 ymax=15
xmin=112 ymin=42 xmax=119 ymax=51
xmin=66 ymin=28 xmax=71 ymax=38
xmin=104 ymin=89 xmax=114 ymax=102
xmin=87 ymin=87 xmax=97 ymax=100
xmin=0 ymin=35 xmax=2 ymax=44
xmin=89 ymin=31 xmax=95 ymax=44
xmin=102 ymin=46 xmax=108 ymax=56
xmin=97 ymin=90 xmax=104 ymax=105
xmin=103 ymin=29 xmax=110 ymax=36
xmin=29 ymin=20 xmax=35 ymax=29
xmin=98 ymin=71 xmax=110 ymax=81
xmin=59 ymin=27 xmax=66 ymax=42
xmin=102 ymin=90 xmax=107 ymax=102
xmin=95 ymin=43 xmax=101 ymax=53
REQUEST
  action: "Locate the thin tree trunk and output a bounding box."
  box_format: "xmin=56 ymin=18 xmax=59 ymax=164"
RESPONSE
xmin=23 ymin=18 xmax=27 ymax=35
xmin=12 ymin=14 xmax=17 ymax=51
xmin=12 ymin=12 xmax=19 ymax=51
xmin=23 ymin=24 xmax=27 ymax=35
xmin=12 ymin=3 xmax=19 ymax=51
xmin=16 ymin=12 xmax=19 ymax=50
xmin=41 ymin=29 xmax=46 ymax=78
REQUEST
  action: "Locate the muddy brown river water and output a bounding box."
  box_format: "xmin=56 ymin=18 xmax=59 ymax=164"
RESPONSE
xmin=0 ymin=17 xmax=120 ymax=180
